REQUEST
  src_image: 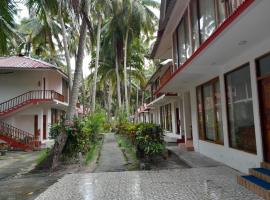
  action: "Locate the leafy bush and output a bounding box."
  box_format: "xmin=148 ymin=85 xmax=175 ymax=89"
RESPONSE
xmin=48 ymin=111 xmax=106 ymax=159
xmin=49 ymin=123 xmax=61 ymax=139
xmin=135 ymin=123 xmax=165 ymax=158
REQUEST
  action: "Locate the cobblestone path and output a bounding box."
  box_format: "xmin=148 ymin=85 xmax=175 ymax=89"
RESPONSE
xmin=94 ymin=133 xmax=126 ymax=172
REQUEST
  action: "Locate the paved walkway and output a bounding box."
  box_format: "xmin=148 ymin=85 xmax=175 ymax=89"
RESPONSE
xmin=167 ymin=146 xmax=223 ymax=168
xmin=94 ymin=133 xmax=126 ymax=172
xmin=35 ymin=166 xmax=261 ymax=200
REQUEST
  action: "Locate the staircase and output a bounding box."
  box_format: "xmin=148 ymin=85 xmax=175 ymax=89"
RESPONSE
xmin=0 ymin=121 xmax=40 ymax=151
xmin=0 ymin=90 xmax=64 ymax=117
xmin=238 ymin=162 xmax=270 ymax=199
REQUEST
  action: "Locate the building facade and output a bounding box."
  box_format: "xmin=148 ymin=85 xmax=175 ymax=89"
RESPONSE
xmin=138 ymin=0 xmax=270 ymax=173
xmin=0 ymin=56 xmax=69 ymax=150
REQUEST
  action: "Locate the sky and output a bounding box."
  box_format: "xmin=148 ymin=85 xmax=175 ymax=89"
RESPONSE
xmin=16 ymin=2 xmax=160 ymax=78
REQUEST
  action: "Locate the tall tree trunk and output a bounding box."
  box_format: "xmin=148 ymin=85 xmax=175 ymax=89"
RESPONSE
xmin=49 ymin=15 xmax=88 ymax=170
xmin=91 ymin=16 xmax=102 ymax=113
xmin=123 ymin=30 xmax=129 ymax=115
xmin=141 ymin=90 xmax=144 ymax=106
xmin=60 ymin=14 xmax=73 ymax=91
xmin=136 ymin=86 xmax=139 ymax=109
xmin=107 ymin=80 xmax=113 ymax=121
xmin=115 ymin=51 xmax=122 ymax=110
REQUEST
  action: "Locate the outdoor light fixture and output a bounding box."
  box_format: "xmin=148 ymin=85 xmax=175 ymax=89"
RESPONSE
xmin=238 ymin=40 xmax=248 ymax=46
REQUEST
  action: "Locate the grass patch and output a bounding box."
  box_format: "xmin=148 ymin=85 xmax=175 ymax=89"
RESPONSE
xmin=115 ymin=134 xmax=139 ymax=170
xmin=85 ymin=137 xmax=103 ymax=165
xmin=36 ymin=148 xmax=50 ymax=165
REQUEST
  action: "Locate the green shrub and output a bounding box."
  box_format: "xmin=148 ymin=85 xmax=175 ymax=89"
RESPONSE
xmin=135 ymin=123 xmax=165 ymax=158
xmin=49 ymin=123 xmax=61 ymax=139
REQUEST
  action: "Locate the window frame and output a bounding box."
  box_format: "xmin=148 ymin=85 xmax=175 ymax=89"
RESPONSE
xmin=196 ymin=77 xmax=224 ymax=145
xmin=224 ymin=62 xmax=257 ymax=154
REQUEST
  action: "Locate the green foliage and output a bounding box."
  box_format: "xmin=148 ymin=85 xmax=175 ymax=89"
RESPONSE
xmin=49 ymin=123 xmax=61 ymax=139
xmin=36 ymin=148 xmax=50 ymax=165
xmin=48 ymin=111 xmax=106 ymax=159
xmin=135 ymin=123 xmax=165 ymax=157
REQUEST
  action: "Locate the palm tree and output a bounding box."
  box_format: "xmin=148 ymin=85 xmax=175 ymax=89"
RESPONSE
xmin=0 ymin=0 xmax=23 ymax=55
xmin=90 ymin=0 xmax=112 ymax=113
xmin=120 ymin=0 xmax=159 ymax=115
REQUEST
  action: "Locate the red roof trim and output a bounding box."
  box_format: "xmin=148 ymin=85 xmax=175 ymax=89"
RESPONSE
xmin=154 ymin=0 xmax=255 ymax=95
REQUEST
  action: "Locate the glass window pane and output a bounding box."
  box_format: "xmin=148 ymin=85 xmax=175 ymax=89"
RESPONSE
xmin=257 ymin=54 xmax=270 ymax=77
xmin=203 ymin=84 xmax=215 ymax=141
xmin=214 ymin=80 xmax=223 ymax=143
xmin=226 ymin=65 xmax=257 ymax=153
xmin=227 ymin=0 xmax=244 ymax=15
xmin=177 ymin=20 xmax=187 ymax=65
xmin=190 ymin=0 xmax=200 ymax=52
xmin=197 ymin=87 xmax=205 ymax=139
xmin=173 ymin=33 xmax=179 ymax=69
xmin=199 ymin=0 xmax=216 ymax=42
xmin=216 ymin=0 xmax=226 ymax=24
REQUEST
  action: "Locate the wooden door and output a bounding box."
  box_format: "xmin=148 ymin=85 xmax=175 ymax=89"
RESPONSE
xmin=176 ymin=108 xmax=180 ymax=134
xmin=43 ymin=115 xmax=47 ymax=140
xmin=259 ymin=77 xmax=270 ymax=162
xmin=34 ymin=115 xmax=38 ymax=140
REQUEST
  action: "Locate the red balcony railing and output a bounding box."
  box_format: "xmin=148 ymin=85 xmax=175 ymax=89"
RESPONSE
xmin=0 ymin=90 xmax=65 ymax=114
xmin=0 ymin=121 xmax=39 ymax=149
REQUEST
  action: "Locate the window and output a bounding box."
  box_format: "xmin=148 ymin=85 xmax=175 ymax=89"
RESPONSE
xmin=216 ymin=0 xmax=227 ymax=24
xmin=173 ymin=32 xmax=179 ymax=69
xmin=160 ymin=103 xmax=172 ymax=131
xmin=227 ymin=0 xmax=244 ymax=15
xmin=197 ymin=78 xmax=223 ymax=143
xmin=199 ymin=0 xmax=216 ymax=42
xmin=165 ymin=104 xmax=172 ymax=131
xmin=225 ymin=64 xmax=256 ymax=153
xmin=257 ymin=53 xmax=270 ymax=77
xmin=177 ymin=11 xmax=191 ymax=65
xmin=190 ymin=0 xmax=200 ymax=52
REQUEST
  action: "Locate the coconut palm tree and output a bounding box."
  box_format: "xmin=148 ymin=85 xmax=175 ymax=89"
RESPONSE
xmin=119 ymin=0 xmax=159 ymax=115
xmin=0 ymin=0 xmax=23 ymax=55
xmin=90 ymin=0 xmax=112 ymax=113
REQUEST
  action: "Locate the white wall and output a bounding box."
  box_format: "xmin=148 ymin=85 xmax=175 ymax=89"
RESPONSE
xmin=0 ymin=70 xmax=64 ymax=103
xmin=185 ymin=37 xmax=270 ymax=173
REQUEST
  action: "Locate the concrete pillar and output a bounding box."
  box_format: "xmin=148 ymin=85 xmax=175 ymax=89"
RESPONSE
xmin=171 ymin=101 xmax=176 ymax=134
xmin=38 ymin=108 xmax=44 ymax=142
xmin=46 ymin=109 xmax=52 ymax=140
xmin=183 ymin=92 xmax=192 ymax=143
xmin=250 ymin=60 xmax=263 ymax=162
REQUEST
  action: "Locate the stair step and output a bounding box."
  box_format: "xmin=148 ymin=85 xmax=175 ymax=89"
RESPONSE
xmin=237 ymin=175 xmax=270 ymax=199
xmin=250 ymin=168 xmax=270 ymax=183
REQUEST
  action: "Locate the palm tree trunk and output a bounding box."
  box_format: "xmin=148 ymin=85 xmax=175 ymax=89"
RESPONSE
xmin=91 ymin=16 xmax=102 ymax=113
xmin=123 ymin=30 xmax=129 ymax=115
xmin=60 ymin=14 xmax=73 ymax=91
xmin=136 ymin=86 xmax=139 ymax=109
xmin=50 ymin=16 xmax=88 ymax=170
xmin=107 ymin=80 xmax=113 ymax=121
xmin=115 ymin=51 xmax=122 ymax=109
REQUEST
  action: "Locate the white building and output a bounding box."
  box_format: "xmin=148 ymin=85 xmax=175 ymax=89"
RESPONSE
xmin=0 ymin=56 xmax=69 ymax=150
xmin=136 ymin=0 xmax=270 ymax=196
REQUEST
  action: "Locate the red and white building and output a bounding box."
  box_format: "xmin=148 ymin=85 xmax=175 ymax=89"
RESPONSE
xmin=0 ymin=56 xmax=69 ymax=150
xmin=136 ymin=0 xmax=270 ymax=175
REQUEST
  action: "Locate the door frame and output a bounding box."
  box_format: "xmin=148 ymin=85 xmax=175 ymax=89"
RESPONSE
xmin=256 ymin=52 xmax=270 ymax=162
xmin=43 ymin=115 xmax=47 ymax=140
xmin=34 ymin=115 xmax=38 ymax=140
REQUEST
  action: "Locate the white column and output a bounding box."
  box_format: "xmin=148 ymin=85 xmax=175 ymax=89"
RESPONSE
xmin=220 ymin=74 xmax=229 ymax=148
xmin=38 ymin=108 xmax=44 ymax=142
xmin=183 ymin=92 xmax=192 ymax=143
xmin=46 ymin=109 xmax=51 ymax=140
xmin=250 ymin=60 xmax=263 ymax=162
xmin=171 ymin=101 xmax=176 ymax=134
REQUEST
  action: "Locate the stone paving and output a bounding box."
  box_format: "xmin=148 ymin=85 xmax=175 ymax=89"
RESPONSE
xmin=94 ymin=133 xmax=126 ymax=172
xmin=35 ymin=166 xmax=262 ymax=200
xmin=167 ymin=146 xmax=223 ymax=168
